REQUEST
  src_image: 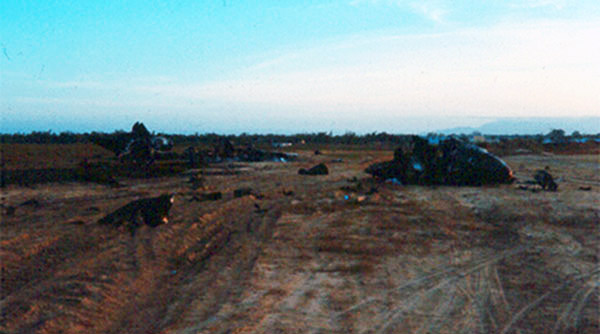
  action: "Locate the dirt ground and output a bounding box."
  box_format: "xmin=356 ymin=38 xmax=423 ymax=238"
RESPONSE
xmin=1 ymin=149 xmax=598 ymax=334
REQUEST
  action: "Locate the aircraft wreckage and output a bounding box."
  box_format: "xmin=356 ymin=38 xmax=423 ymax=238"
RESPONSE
xmin=91 ymin=122 xmax=174 ymax=165
xmin=92 ymin=122 xmax=296 ymax=166
xmin=365 ymin=136 xmax=514 ymax=186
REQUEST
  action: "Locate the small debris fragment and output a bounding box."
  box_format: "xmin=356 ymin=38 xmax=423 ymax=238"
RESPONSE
xmin=20 ymin=199 xmax=41 ymax=207
xmin=298 ymin=163 xmax=329 ymax=175
xmin=254 ymin=203 xmax=267 ymax=214
xmin=534 ymin=170 xmax=558 ymax=191
xmin=198 ymin=192 xmax=222 ymax=201
xmin=234 ymin=187 xmax=253 ymax=198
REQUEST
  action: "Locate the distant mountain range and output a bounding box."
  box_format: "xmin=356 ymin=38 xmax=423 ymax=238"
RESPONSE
xmin=434 ymin=117 xmax=600 ymax=135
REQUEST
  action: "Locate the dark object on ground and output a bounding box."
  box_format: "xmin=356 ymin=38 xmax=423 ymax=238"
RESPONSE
xmin=234 ymin=187 xmax=253 ymax=198
xmin=534 ymin=170 xmax=558 ymax=191
xmin=299 ymin=163 xmax=329 ymax=175
xmin=282 ymin=189 xmax=294 ymax=196
xmin=341 ymin=181 xmax=364 ymax=193
xmin=314 ymin=150 xmax=321 ymax=155
xmin=517 ymin=184 xmax=540 ymax=193
xmin=86 ymin=206 xmax=100 ymax=213
xmin=365 ymin=136 xmax=514 ymax=186
xmin=579 ymin=186 xmax=592 ymax=191
xmin=330 ymin=158 xmax=343 ymax=163
xmin=20 ymin=199 xmax=41 ymax=207
xmin=254 ymin=203 xmax=267 ymax=214
xmin=187 ymin=175 xmax=204 ymax=190
xmin=98 ymin=194 xmax=175 ymax=236
xmin=236 ymin=145 xmax=296 ymax=162
xmin=201 ymin=192 xmax=223 ymax=201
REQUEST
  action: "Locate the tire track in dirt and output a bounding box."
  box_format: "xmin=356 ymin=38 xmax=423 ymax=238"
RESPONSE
xmin=0 ymin=223 xmax=121 ymax=331
xmin=81 ymin=164 xmax=295 ymax=333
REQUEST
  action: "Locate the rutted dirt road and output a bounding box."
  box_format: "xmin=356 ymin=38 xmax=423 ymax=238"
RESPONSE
xmin=1 ymin=151 xmax=598 ymax=333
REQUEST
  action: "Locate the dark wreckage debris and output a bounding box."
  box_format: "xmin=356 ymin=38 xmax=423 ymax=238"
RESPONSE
xmin=98 ymin=194 xmax=175 ymax=236
xmin=299 ymin=163 xmax=329 ymax=175
xmin=91 ymin=122 xmax=174 ymax=166
xmin=533 ymin=169 xmax=558 ymax=191
xmin=365 ymin=136 xmax=514 ymax=186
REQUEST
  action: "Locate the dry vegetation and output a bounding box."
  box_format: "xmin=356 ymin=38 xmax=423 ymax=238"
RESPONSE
xmin=1 ymin=144 xmax=598 ymax=333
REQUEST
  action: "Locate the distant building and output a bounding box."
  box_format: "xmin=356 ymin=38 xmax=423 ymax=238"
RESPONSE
xmin=272 ymin=142 xmax=293 ymax=148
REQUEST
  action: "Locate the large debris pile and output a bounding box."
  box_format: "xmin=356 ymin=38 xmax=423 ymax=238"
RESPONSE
xmin=365 ymin=136 xmax=514 ymax=186
xmin=119 ymin=122 xmax=174 ymax=164
xmin=91 ymin=122 xmax=174 ymax=165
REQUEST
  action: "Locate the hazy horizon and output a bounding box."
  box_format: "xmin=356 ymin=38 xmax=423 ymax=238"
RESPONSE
xmin=2 ymin=1 xmax=599 ymax=135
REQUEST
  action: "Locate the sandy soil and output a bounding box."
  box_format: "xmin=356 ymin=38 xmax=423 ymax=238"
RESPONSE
xmin=1 ymin=150 xmax=598 ymax=334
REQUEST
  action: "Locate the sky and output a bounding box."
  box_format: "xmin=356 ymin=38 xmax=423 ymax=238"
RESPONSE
xmin=1 ymin=0 xmax=599 ymax=134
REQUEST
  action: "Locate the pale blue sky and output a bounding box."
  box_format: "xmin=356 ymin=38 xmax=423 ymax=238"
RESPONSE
xmin=1 ymin=1 xmax=599 ymax=134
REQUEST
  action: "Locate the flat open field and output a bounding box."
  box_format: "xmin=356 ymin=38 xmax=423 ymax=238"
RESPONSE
xmin=1 ymin=147 xmax=599 ymax=333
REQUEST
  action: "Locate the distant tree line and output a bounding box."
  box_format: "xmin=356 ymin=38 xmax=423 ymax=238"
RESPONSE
xmin=1 ymin=129 xmax=598 ymax=145
xmin=0 ymin=130 xmax=417 ymax=145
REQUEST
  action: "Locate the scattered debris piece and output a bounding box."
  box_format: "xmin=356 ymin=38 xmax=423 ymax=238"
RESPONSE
xmin=534 ymin=170 xmax=558 ymax=191
xmin=298 ymin=163 xmax=329 ymax=175
xmin=517 ymin=184 xmax=540 ymax=193
xmin=282 ymin=189 xmax=294 ymax=196
xmin=234 ymin=187 xmax=253 ymax=198
xmin=86 ymin=206 xmax=100 ymax=213
xmin=579 ymin=186 xmax=592 ymax=191
xmin=98 ymin=194 xmax=175 ymax=236
xmin=200 ymin=192 xmax=223 ymax=201
xmin=20 ymin=199 xmax=41 ymax=207
xmin=236 ymin=145 xmax=296 ymax=162
xmin=254 ymin=203 xmax=267 ymax=214
xmin=69 ymin=220 xmax=86 ymax=225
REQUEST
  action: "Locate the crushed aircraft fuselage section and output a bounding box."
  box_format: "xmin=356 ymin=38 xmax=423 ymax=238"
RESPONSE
xmin=365 ymin=136 xmax=514 ymax=186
